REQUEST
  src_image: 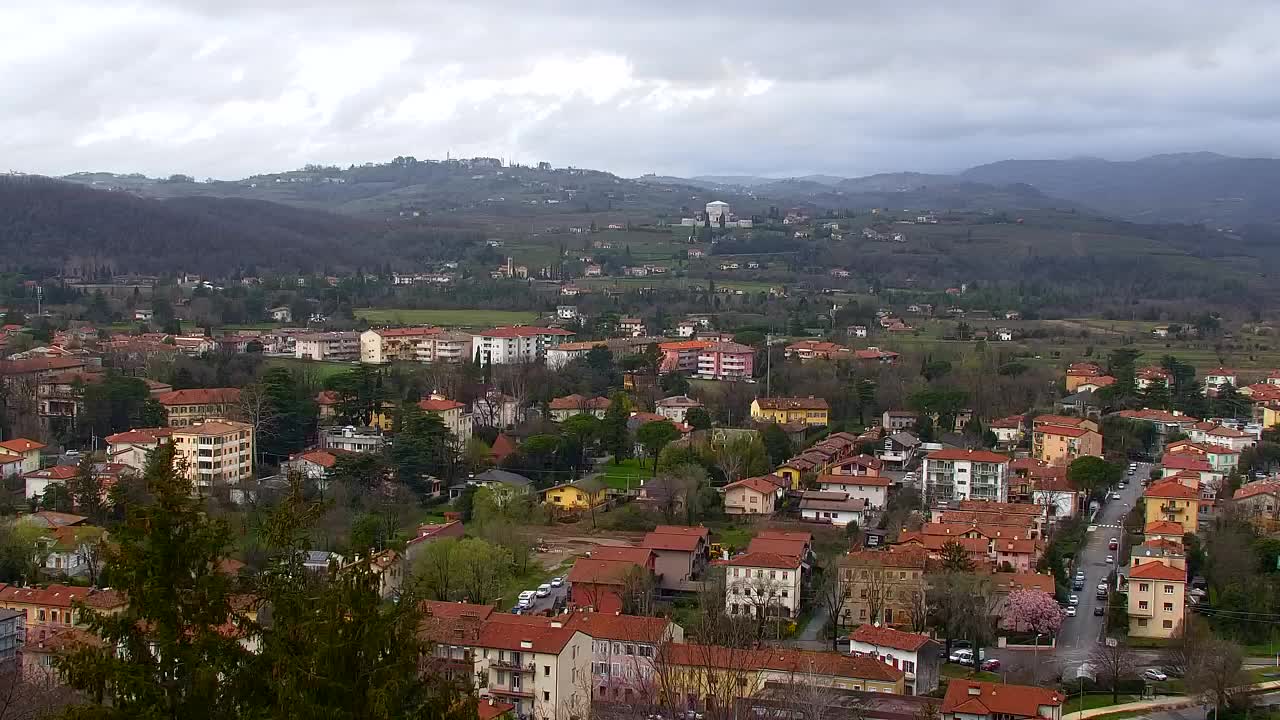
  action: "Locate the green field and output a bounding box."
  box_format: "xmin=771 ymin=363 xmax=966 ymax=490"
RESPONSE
xmin=595 ymin=458 xmax=653 ymax=491
xmin=265 ymin=357 xmax=355 ymax=380
xmin=354 ymin=308 xmax=539 ymax=327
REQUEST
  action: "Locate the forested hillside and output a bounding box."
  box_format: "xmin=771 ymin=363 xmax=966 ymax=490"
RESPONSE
xmin=0 ymin=177 xmax=482 ymax=275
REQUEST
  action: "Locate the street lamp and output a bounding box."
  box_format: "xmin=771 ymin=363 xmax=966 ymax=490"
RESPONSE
xmin=1033 ymin=633 xmax=1042 ymax=685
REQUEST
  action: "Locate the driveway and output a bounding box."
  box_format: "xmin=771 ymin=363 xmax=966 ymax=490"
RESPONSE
xmin=516 ymin=581 xmax=569 ymax=615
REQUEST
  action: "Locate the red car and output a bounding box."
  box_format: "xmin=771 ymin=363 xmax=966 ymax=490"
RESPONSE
xmin=1108 ymin=538 xmax=1119 ymax=550
xmin=981 ymin=658 xmax=1001 ymax=672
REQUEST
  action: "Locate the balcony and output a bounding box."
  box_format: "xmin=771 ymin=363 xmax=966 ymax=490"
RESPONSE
xmin=491 ymin=658 xmax=537 ymax=673
xmin=488 ymin=685 xmax=535 ymax=699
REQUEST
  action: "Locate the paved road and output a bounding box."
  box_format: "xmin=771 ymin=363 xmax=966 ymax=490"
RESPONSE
xmin=985 ymin=463 xmax=1150 ymax=680
xmin=516 ymin=582 xmax=569 ymax=614
xmin=1131 ymin=690 xmax=1280 ymax=720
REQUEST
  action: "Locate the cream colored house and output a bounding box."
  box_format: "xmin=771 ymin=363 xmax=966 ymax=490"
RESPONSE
xmin=154 ymin=388 xmax=241 ymax=428
xmin=722 ymin=475 xmax=783 ymax=516
xmin=105 ymin=427 xmax=173 ymax=471
xmin=1127 ymin=560 xmax=1186 ymax=639
xmin=418 ymin=395 xmax=474 ymax=442
xmin=473 ymin=615 xmax=592 ymax=719
xmin=725 ymin=552 xmax=803 ymax=620
xmin=0 ymin=438 xmax=46 ymax=474
xmin=172 ymin=420 xmax=255 ymax=493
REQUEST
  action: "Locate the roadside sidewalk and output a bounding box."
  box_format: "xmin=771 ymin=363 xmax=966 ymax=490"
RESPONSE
xmin=1063 ymin=680 xmax=1280 ymax=720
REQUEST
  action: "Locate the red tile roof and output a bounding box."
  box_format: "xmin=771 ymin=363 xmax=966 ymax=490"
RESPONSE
xmin=0 ymin=437 xmax=45 ymax=453
xmin=476 ymin=614 xmax=580 ymax=654
xmin=927 ymin=449 xmax=1009 ymax=463
xmin=315 ymin=390 xmax=340 ymax=406
xmin=849 ymin=624 xmax=933 ymax=652
xmin=640 ymin=531 xmax=703 ymax=553
xmin=897 ymin=533 xmax=989 ymax=554
xmin=842 ymin=547 xmax=928 ymax=569
xmin=745 ymin=538 xmax=808 ymax=558
xmin=1034 ymin=424 xmax=1093 ymax=438
xmin=755 ymin=396 xmax=830 ymax=411
xmin=24 ymin=465 xmax=78 ymax=481
xmin=372 ymin=326 xmax=440 ymax=338
xmin=1144 ymin=480 xmax=1200 ymax=500
xmin=548 ymin=394 xmax=611 ymax=411
xmin=1144 ymin=520 xmax=1186 ymax=535
xmin=418 ymin=396 xmax=464 ymax=412
xmin=1206 ymin=425 xmax=1250 ymax=438
xmin=567 ymin=558 xmax=641 ymax=586
xmin=1033 ymin=414 xmax=1091 ymax=427
xmin=1234 ymin=480 xmax=1280 ymax=501
xmin=658 ymin=340 xmax=714 ymax=351
xmin=105 ymin=427 xmax=172 ymax=444
xmin=662 ymin=644 xmax=904 ymax=683
xmin=480 ymin=326 xmax=574 ymax=338
xmin=1161 ymin=454 xmax=1213 ymax=472
xmin=652 ymin=525 xmax=709 ymax=538
xmin=992 ymin=572 xmax=1055 ymax=594
xmin=817 ymin=473 xmax=891 ymax=487
xmin=1128 ymin=562 xmax=1187 ymax=581
xmin=290 ymin=448 xmax=355 ymax=469
xmin=989 ymin=415 xmax=1025 ymax=429
xmin=1116 ymin=409 xmax=1199 ymax=424
xmin=154 ymin=387 xmax=241 ymax=406
xmin=725 ymin=552 xmax=801 ymax=570
xmin=490 ymin=433 xmax=518 ymax=462
xmin=723 ymin=475 xmax=783 ymax=495
xmin=589 ymin=546 xmax=656 ymax=565
xmin=0 ymin=583 xmax=124 ymax=609
xmin=755 ymin=530 xmax=813 ymax=544
xmin=942 ymin=681 xmax=1063 ymax=717
xmin=957 ymin=500 xmax=1043 ymax=516
xmin=565 ymin=612 xmax=671 ymax=643
xmin=478 ymin=700 xmax=515 ymax=720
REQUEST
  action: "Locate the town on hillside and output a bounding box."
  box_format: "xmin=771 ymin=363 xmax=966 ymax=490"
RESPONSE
xmin=0 ymin=215 xmax=1277 ymax=719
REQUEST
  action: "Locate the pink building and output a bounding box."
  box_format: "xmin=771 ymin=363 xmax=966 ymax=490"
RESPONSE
xmin=696 ymin=342 xmax=754 ymax=380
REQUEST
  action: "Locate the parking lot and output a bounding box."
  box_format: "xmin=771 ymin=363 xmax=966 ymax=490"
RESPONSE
xmin=514 ymin=577 xmax=569 ymax=614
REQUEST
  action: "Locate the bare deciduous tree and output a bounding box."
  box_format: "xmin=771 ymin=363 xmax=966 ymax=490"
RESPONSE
xmin=1186 ymin=636 xmax=1246 ymax=714
xmin=1089 ymin=640 xmax=1138 ymax=703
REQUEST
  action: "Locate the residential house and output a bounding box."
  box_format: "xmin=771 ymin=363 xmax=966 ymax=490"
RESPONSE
xmin=319 ymin=425 xmax=385 ymax=453
xmin=567 ymin=612 xmax=684 ymax=702
xmin=472 ymin=391 xmax=522 ymax=429
xmin=548 ymin=394 xmax=611 ymax=422
xmin=799 ymin=491 xmax=868 ymax=527
xmin=655 ymin=395 xmax=703 ymax=424
xmin=694 ymin=342 xmax=754 ymax=380
xmin=1057 ymin=390 xmax=1102 ymax=419
xmin=724 ymin=552 xmax=803 ymax=620
xmin=1164 ymin=440 xmax=1239 ymax=474
xmin=0 ymin=584 xmax=126 ymax=643
xmin=1232 ymin=480 xmax=1280 ymax=530
xmin=658 ymin=644 xmax=905 ymax=706
xmin=618 ymin=317 xmax=646 ymax=336
xmin=751 ymin=397 xmax=830 ymax=426
xmin=1202 ymin=367 xmax=1238 ymax=394
xmin=0 ymin=452 xmax=25 ymax=484
xmin=403 ymin=519 xmax=466 ymax=563
xmin=1030 ymin=474 xmax=1081 ymax=520
xmin=23 ymin=465 xmax=77 ymax=500
xmin=785 ymin=340 xmax=854 ymax=361
xmin=105 ymin=427 xmax=172 ymax=471
xmin=1137 ymin=366 xmax=1173 ymax=389
xmin=1190 ymin=424 xmax=1255 ymax=452
xmin=640 ymin=526 xmax=710 ymax=593
xmin=471 ymin=469 xmax=534 ymax=496
xmin=418 ymin=394 xmax=474 ymax=442
xmin=294 ymin=331 xmax=360 ymax=361
xmin=922 ymin=449 xmax=1010 ymax=505
xmin=940 ymin=681 xmax=1063 ymax=720
xmin=854 ymin=347 xmax=900 ymax=365
xmin=471 ymin=326 xmax=574 ymax=365
xmin=1031 ymin=415 xmax=1102 ymax=466
xmin=171 ymin=420 xmax=255 ymax=493
xmin=839 ymin=548 xmax=928 ymax=628
xmin=988 ymin=416 xmax=1025 ymax=446
xmin=154 ymin=388 xmax=242 ymax=428
xmin=359 ymin=327 xmax=474 ymax=365
xmin=0 ymin=437 xmax=46 ymax=474
xmin=816 ymin=473 xmax=891 ymax=509
xmin=0 ymin=608 xmax=18 ymax=667
xmin=284 ymin=448 xmax=355 ymax=487
xmin=1127 ymin=560 xmax=1187 ymax=639
xmin=722 ymin=475 xmax=784 ymax=516
xmin=1064 ymin=362 xmax=1104 ymax=392
xmin=541 ymin=479 xmax=608 ymax=511
xmin=471 ymin=614 xmax=592 ymax=719
xmin=879 ymin=432 xmax=922 ymax=469
xmin=269 ymin=306 xmax=292 ymax=323
xmin=882 ymin=411 xmax=919 ymax=432
xmin=1143 ymin=480 xmax=1201 ymax=534
xmin=1143 ymin=520 xmax=1187 ymax=544
xmin=848 ymin=624 xmax=940 ymax=695
xmin=568 ymin=558 xmax=646 ymax=613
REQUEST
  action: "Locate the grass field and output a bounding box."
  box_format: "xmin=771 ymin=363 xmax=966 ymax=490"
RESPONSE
xmin=1062 ymin=693 xmax=1137 ymax=716
xmin=354 ymin=308 xmax=539 ymax=327
xmin=265 ymin=357 xmax=355 ymax=380
xmin=595 ymin=458 xmax=653 ymax=491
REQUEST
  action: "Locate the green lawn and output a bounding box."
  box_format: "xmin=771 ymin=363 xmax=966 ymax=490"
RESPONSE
xmin=265 ymin=357 xmax=355 ymax=380
xmin=354 ymin=308 xmax=539 ymax=327
xmin=707 ymin=523 xmax=756 ymax=553
xmin=595 ymin=459 xmax=653 ymax=491
xmin=1062 ymin=693 xmax=1137 ymax=716
xmin=939 ymin=664 xmax=1001 ymax=683
xmin=1239 ymin=632 xmax=1280 ymax=657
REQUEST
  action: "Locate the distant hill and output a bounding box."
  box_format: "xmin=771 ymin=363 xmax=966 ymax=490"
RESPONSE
xmin=960 ymin=153 xmax=1280 ymax=227
xmin=0 ymin=176 xmax=480 ymax=274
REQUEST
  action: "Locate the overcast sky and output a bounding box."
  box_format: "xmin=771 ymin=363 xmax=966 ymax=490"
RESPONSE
xmin=6 ymin=0 xmax=1280 ymax=180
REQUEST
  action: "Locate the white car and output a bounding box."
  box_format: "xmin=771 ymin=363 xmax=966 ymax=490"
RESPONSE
xmin=536 ymin=583 xmax=552 ymax=598
xmin=1119 ymin=482 xmax=1127 ymax=489
xmin=1111 ymin=492 xmax=1122 ymax=500
xmin=1068 ymin=595 xmax=1080 ymax=606
xmin=949 ymin=649 xmax=974 ymax=664
xmin=1075 ymin=570 xmax=1086 ymax=581
xmin=1105 ymin=555 xmax=1114 ymax=564
xmin=1064 ymin=606 xmax=1077 ymax=617
xmin=1097 ymin=583 xmax=1109 ymax=592
xmin=1143 ymin=669 xmax=1169 ymax=682
xmin=550 ymin=576 xmax=564 ymax=588
xmin=517 ymin=590 xmax=535 ymax=606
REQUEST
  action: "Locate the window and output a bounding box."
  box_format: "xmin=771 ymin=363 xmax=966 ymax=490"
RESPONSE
xmin=1163 ymin=620 xmax=1174 ymax=629
xmin=781 ymin=590 xmax=789 ymax=598
xmin=859 ymin=608 xmax=867 ymax=620
xmin=1138 ymin=618 xmax=1148 ymax=627
xmin=1164 ymin=585 xmax=1175 ymax=594
xmin=1139 ymin=601 xmax=1149 ymax=610
xmin=782 ymin=572 xmax=788 ymax=580
xmin=544 ymin=666 xmax=551 ymax=676
xmin=902 ymin=660 xmax=915 ymax=674
xmin=1139 ymin=583 xmax=1150 ymax=592
xmin=1163 ymin=603 xmax=1174 ymax=612
xmin=543 ymin=692 xmax=550 ymax=702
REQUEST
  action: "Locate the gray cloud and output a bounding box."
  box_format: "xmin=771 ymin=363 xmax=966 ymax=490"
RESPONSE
xmin=5 ymin=0 xmax=1280 ymax=179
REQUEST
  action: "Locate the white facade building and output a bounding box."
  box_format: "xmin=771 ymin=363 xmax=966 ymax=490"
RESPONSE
xmin=922 ymin=449 xmax=1010 ymax=505
xmin=472 ymin=327 xmax=574 ymax=365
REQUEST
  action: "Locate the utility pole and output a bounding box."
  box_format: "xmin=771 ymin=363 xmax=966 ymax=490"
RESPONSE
xmin=765 ymin=332 xmax=772 ymax=397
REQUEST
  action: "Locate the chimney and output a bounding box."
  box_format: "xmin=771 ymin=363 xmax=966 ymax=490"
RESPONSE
xmin=968 ymin=686 xmax=982 ymax=696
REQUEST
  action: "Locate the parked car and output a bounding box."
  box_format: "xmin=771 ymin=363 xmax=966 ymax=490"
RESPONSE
xmin=1064 ymin=606 xmax=1077 ymax=617
xmin=550 ymin=576 xmax=564 ymax=588
xmin=536 ymin=583 xmax=552 ymax=598
xmin=1143 ymin=669 xmax=1169 ymax=682
xmin=949 ymin=649 xmax=974 ymax=664
xmin=1109 ymin=538 xmax=1119 ymax=550
xmin=1068 ymin=595 xmax=1080 ymax=606
xmin=1093 ymin=605 xmax=1105 ymax=616
xmin=1073 ymin=581 xmax=1085 ymax=591
xmin=1097 ymin=582 xmax=1109 ymax=592
xmin=1105 ymin=555 xmax=1115 ymax=564
xmin=1111 ymin=492 xmax=1122 ymax=500
xmin=981 ymin=658 xmax=1001 ymax=671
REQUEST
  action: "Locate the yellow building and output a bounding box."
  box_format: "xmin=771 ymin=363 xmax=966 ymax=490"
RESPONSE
xmin=1127 ymin=560 xmax=1187 ymax=639
xmin=0 ymin=583 xmax=126 ymax=644
xmin=154 ymin=388 xmax=242 ymax=428
xmin=750 ymin=397 xmax=830 ymax=426
xmin=1142 ymin=480 xmax=1201 ymax=535
xmin=1263 ymin=402 xmax=1280 ymax=430
xmin=1031 ymin=423 xmax=1103 ymax=466
xmin=541 ymin=479 xmax=608 ymax=510
xmin=172 ymin=420 xmax=255 ymax=494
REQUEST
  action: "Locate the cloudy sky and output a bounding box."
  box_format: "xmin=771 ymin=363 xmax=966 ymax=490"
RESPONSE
xmin=6 ymin=0 xmax=1280 ymax=180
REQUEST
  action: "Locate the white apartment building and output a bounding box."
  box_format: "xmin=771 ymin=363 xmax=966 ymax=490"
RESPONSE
xmin=359 ymin=327 xmax=473 ymax=364
xmin=319 ymin=425 xmax=385 ymax=453
xmin=922 ymin=449 xmax=1010 ymax=505
xmin=567 ymin=613 xmax=684 ymax=703
xmin=473 ymin=614 xmax=593 ymax=719
xmin=472 ymin=326 xmax=574 ymax=365
xmin=655 ymin=395 xmax=703 ymax=424
xmin=724 ymin=552 xmax=803 ymax=620
xmin=104 ymin=427 xmax=173 ymax=471
xmin=172 ymin=420 xmax=255 ymax=493
xmin=294 ymin=332 xmax=360 ymax=361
